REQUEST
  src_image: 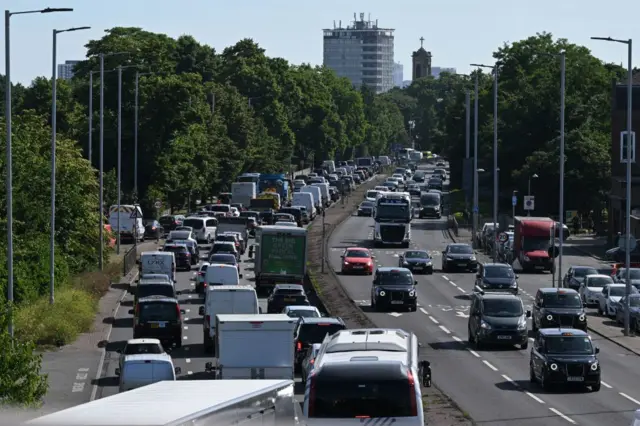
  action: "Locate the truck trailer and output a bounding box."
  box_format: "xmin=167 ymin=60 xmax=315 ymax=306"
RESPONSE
xmin=254 ymin=225 xmax=307 ymax=290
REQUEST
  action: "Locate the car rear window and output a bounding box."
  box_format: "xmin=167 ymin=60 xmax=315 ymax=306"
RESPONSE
xmin=138 ymin=302 xmax=178 ymax=322
xmin=124 ymin=344 xmax=164 ymax=355
xmin=163 ymin=246 xmax=188 ymax=254
xmin=138 ymin=284 xmax=174 ymax=299
xmin=183 ymin=219 xmax=204 ymax=230
xmin=297 ymin=323 xmax=345 ymax=343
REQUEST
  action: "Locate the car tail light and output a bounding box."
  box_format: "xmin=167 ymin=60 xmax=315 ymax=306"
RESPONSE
xmin=205 ymin=315 xmax=211 ymax=324
xmin=309 ymin=358 xmax=315 ymax=365
xmin=296 ymin=341 xmax=302 ymax=351
xmin=407 ymin=370 xmax=418 ymax=416
xmin=308 ymin=374 xmax=317 ymax=416
xmin=198 ymin=272 xmax=205 ymax=276
xmin=203 ymin=282 xmax=208 ymax=288
xmin=176 ymin=304 xmax=182 ymax=321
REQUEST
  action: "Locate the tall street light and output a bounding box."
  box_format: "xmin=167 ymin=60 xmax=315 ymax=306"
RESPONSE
xmin=5 ymin=6 xmax=73 ymax=337
xmin=471 ymin=70 xmax=480 ymax=247
xmin=528 ymin=173 xmax=539 ymax=217
xmin=88 ymin=69 xmax=117 ymax=166
xmin=50 ymin=25 xmax=90 ymax=305
xmin=134 ymin=71 xmax=156 ymax=198
xmin=472 ymin=63 xmax=499 ymax=261
xmin=591 ymin=36 xmax=633 ymax=336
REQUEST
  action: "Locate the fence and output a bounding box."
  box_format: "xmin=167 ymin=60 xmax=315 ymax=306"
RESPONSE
xmin=123 ymin=245 xmax=138 ymax=276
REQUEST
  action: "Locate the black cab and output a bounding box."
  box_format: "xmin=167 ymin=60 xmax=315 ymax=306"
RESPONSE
xmin=532 ymin=288 xmax=587 ymax=332
xmin=267 ymin=284 xmax=310 ymax=313
xmin=530 ymin=328 xmax=600 ymax=391
xmin=293 ymin=317 xmax=346 ymax=370
xmin=130 ymin=296 xmax=185 ymax=348
xmin=475 ymin=263 xmax=519 ymax=295
xmin=468 ymin=291 xmax=530 ymax=349
xmin=370 ymin=267 xmax=418 ymax=312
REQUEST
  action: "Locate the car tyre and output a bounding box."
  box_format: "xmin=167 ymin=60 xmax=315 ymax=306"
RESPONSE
xmin=529 ymin=364 xmax=536 ymax=383
xmin=520 ymin=340 xmax=528 ymax=350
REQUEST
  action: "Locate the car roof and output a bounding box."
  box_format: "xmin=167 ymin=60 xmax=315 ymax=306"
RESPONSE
xmin=447 ymin=243 xmax=471 ymax=247
xmin=122 ymin=353 xmax=173 ymax=362
xmin=274 ymin=284 xmax=304 ymax=290
xmin=538 ymin=288 xmax=579 ymax=294
xmin=476 ymin=292 xmax=521 ymax=301
xmin=539 ymin=328 xmax=589 ymax=337
xmin=345 ymin=247 xmax=369 ymax=251
xmin=138 ymin=280 xmax=173 ymax=286
xmin=126 ymin=338 xmax=162 ymax=345
xmin=137 ymin=296 xmax=179 ymax=303
xmin=285 ymin=305 xmax=318 ymax=311
xmin=585 ymin=274 xmax=612 ymax=279
xmin=376 ymin=267 xmax=411 ymax=273
xmin=483 ymin=263 xmax=512 ymax=268
xmin=164 ymin=243 xmax=187 ymax=248
xmin=299 ymin=317 xmax=344 ymax=325
xmin=572 ymin=265 xmax=598 ymax=270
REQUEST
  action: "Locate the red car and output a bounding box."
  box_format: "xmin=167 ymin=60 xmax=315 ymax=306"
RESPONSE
xmin=340 ymin=247 xmax=375 ymax=275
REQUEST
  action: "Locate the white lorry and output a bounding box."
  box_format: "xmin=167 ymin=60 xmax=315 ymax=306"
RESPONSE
xmin=231 ymin=182 xmax=257 ymax=208
xmin=206 ymin=314 xmax=296 ymax=380
xmin=26 ymin=380 xmax=300 ymax=426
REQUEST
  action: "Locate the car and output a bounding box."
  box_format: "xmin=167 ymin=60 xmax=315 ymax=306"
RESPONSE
xmin=357 ymin=200 xmax=375 ymax=216
xmin=399 ymin=250 xmax=433 ymax=274
xmin=282 ymin=305 xmax=322 ymax=319
xmin=138 ymin=273 xmax=172 ymax=284
xmin=275 ymin=221 xmax=298 ymax=227
xmin=475 ymin=263 xmax=519 ymax=295
xmin=293 ymin=317 xmax=346 ymax=371
xmin=210 ymin=241 xmax=239 ymax=261
xmin=143 ymin=220 xmax=163 ymax=240
xmin=370 ymin=267 xmax=418 ymax=312
xmin=441 ymin=243 xmax=477 ymax=272
xmin=613 ymin=294 xmax=640 ymax=328
xmin=433 ymin=168 xmax=447 ymax=180
xmin=161 ymin=244 xmax=191 ymax=271
xmin=382 ymin=181 xmax=398 ymax=191
xmin=436 ymin=161 xmax=446 ymax=167
xmin=267 ymin=284 xmax=310 ymax=313
xmin=195 ymin=263 xmax=210 ymax=294
xmin=427 ymin=178 xmax=443 ymax=191
xmin=613 ymin=267 xmax=640 ymax=287
xmin=468 ymin=292 xmax=530 ymax=349
xmin=391 ymin=173 xmax=406 ymax=183
xmin=130 ymin=296 xmax=185 ymax=348
xmin=214 ymin=234 xmax=242 ymax=255
xmin=578 ymin=274 xmax=613 ymax=307
xmin=340 ymin=247 xmax=375 ymax=275
xmin=134 ymin=280 xmax=179 ymax=307
xmin=274 ymin=213 xmax=296 ymax=223
xmin=171 ymin=239 xmax=200 ymax=265
xmin=596 ymin=283 xmax=637 ymax=317
xmin=529 ymin=328 xmax=601 ymax=391
xmin=222 ymin=231 xmax=246 ymax=254
xmin=365 ymin=190 xmax=381 ymax=202
xmin=300 ymin=343 xmax=322 ymax=384
xmin=116 ymin=338 xmax=165 ymax=371
xmin=229 ymin=207 xmax=240 ymax=217
xmin=158 ymin=215 xmax=184 ymax=233
xmin=563 ymin=266 xmax=599 ymax=291
xmin=532 ymin=288 xmax=587 ymax=332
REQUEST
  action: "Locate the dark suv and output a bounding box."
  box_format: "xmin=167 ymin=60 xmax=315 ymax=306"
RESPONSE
xmin=130 ymin=296 xmax=185 ymax=348
xmin=162 ymin=244 xmax=191 ymax=271
xmin=370 ymin=267 xmax=418 ymax=312
xmin=441 ymin=243 xmax=477 ymax=272
xmin=293 ymin=317 xmax=346 ymax=371
xmin=419 ymin=192 xmax=441 ymax=218
xmin=468 ymin=292 xmax=530 ymax=349
xmin=475 ymin=263 xmax=519 ymax=295
xmin=267 ymin=284 xmax=310 ymax=313
xmin=532 ymin=288 xmax=587 ymax=332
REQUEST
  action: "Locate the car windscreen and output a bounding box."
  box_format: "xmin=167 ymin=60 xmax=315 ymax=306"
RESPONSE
xmin=618 ymin=269 xmax=640 ymax=279
xmin=448 ymin=245 xmax=473 ymax=254
xmin=163 ymin=246 xmax=187 ymax=254
xmin=629 ymin=296 xmax=640 ymax=307
xmin=610 ymin=286 xmax=628 ymax=297
xmin=138 ymin=284 xmax=174 ymax=299
xmin=124 ymin=343 xmax=164 ymax=355
xmin=405 ymin=251 xmax=429 ymax=259
xmin=216 ymin=235 xmax=235 ymax=243
xmin=138 ymin=302 xmax=178 ymax=322
xmin=298 ymin=323 xmax=346 ymax=343
xmin=345 ymin=250 xmax=371 ymax=258
xmin=208 ymin=205 xmax=230 ymax=212
xmin=287 ymin=309 xmax=320 ymax=318
xmin=573 ymin=268 xmax=598 ymax=278
xmin=209 ymin=254 xmax=237 ymax=264
xmin=542 ymin=292 xmax=581 ymax=308
xmin=376 ymin=270 xmax=413 ymax=286
xmin=545 ymin=336 xmax=593 ymax=354
xmin=213 ymin=243 xmax=235 ymax=252
xmin=483 ymin=299 xmax=523 ymax=317
xmin=586 ymin=277 xmax=612 ymax=287
xmin=484 ymin=266 xmax=515 ymax=279
xmin=420 ymin=194 xmax=440 ymax=206
xmin=183 ymin=219 xmax=204 ymax=230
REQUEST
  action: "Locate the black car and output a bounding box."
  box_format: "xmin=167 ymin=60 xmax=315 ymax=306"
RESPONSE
xmin=563 ymin=266 xmax=598 ymax=291
xmin=172 ymin=239 xmax=200 ymax=265
xmin=475 ymin=263 xmax=519 ymax=295
xmin=134 ymin=281 xmax=180 ymax=307
xmin=267 ymin=284 xmax=310 ymax=313
xmin=428 ymin=178 xmax=443 ymax=191
xmin=208 ymin=253 xmax=238 ymax=267
xmin=419 ymin=192 xmax=442 ymax=219
xmin=293 ymin=317 xmax=346 ymax=372
xmin=412 ymin=172 xmax=425 ymax=183
xmin=259 ymin=211 xmax=275 ymax=225
xmin=468 ymin=292 xmax=530 ymax=349
xmin=399 ymin=250 xmax=433 ymax=274
xmin=144 ymin=220 xmax=163 ymax=240
xmin=529 ymin=328 xmax=601 ymax=391
xmin=279 ymin=207 xmax=303 ymax=226
xmin=130 ymin=296 xmax=185 ymax=348
xmin=158 ymin=215 xmax=184 ymax=233
xmin=532 ymin=288 xmax=587 ymax=332
xmin=161 ymin=244 xmax=191 ymax=271
xmin=407 ymin=185 xmax=421 ymax=197
xmin=441 ymin=243 xmax=477 ymax=272
xmin=357 ymin=200 xmax=375 ymax=216
xmin=370 ymin=267 xmax=418 ymax=312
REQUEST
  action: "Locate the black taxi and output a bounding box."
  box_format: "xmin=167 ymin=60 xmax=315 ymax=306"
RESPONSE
xmin=529 ymin=328 xmax=601 ymax=391
xmin=532 ymin=288 xmax=587 ymax=332
xmin=370 ymin=267 xmax=418 ymax=311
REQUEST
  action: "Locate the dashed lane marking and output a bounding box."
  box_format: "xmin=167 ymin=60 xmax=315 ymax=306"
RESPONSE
xmin=620 ymin=392 xmax=640 ymax=405
xmin=187 ymin=371 xmax=193 ymax=375
xmin=601 ymin=381 xmax=612 ymax=389
xmin=452 ymin=336 xmax=462 ymax=343
xmin=184 ymin=326 xmax=188 ymax=330
xmin=439 ymin=325 xmax=451 ymax=334
xmin=457 ymin=287 xmax=466 ymax=293
xmin=549 ymin=408 xmax=576 ymax=424
xmin=185 ymin=358 xmax=191 ymax=364
xmin=469 ymin=349 xmax=481 ymax=358
xmin=428 ymin=316 xmax=439 ymax=324
xmin=482 ymin=360 xmax=498 ymax=371
xmin=419 ymin=308 xmax=429 ymax=315
xmin=449 ymin=281 xmax=457 ymax=287
xmin=526 ymin=391 xmax=545 ymax=404
xmin=388 ymin=312 xmax=402 ymax=317
xmin=442 ymin=275 xmax=449 ymax=281
xmin=183 ymin=336 xmax=188 ymax=340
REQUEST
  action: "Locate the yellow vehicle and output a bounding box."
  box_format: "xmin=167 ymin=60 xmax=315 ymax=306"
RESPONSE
xmin=257 ymin=192 xmax=281 ymax=210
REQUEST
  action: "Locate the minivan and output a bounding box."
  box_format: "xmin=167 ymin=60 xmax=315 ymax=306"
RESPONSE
xmin=134 ymin=281 xmax=179 ymax=307
xmin=292 ymin=192 xmax=316 ymax=220
xmin=182 ymin=216 xmax=217 ymax=244
xmin=203 ymin=263 xmax=242 ymax=292
xmin=301 ymin=186 xmax=323 ymax=213
xmin=130 ymin=296 xmax=185 ymax=348
xmin=116 ymin=353 xmax=180 ymax=392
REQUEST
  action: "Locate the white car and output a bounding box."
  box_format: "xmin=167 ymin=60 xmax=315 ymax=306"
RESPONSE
xmin=275 ymin=221 xmax=297 ymax=227
xmin=117 ymin=338 xmax=165 ymax=371
xmin=596 ymin=283 xmax=631 ymax=317
xmin=282 ymin=305 xmax=322 ymax=318
xmin=374 ymin=186 xmax=388 ymax=192
xmin=196 ymin=262 xmax=210 ymax=289
xmin=579 ymin=274 xmax=613 ymax=307
xmin=229 ymin=207 xmax=240 ymax=217
xmin=391 ymin=173 xmax=405 ymax=183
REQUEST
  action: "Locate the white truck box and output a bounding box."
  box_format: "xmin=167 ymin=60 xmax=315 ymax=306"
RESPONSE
xmin=210 ymin=314 xmax=296 ymax=380
xmin=26 ymin=380 xmax=299 ymax=426
xmin=231 ymin=182 xmax=257 ymax=208
xmin=139 ymin=251 xmax=176 ymax=283
xmin=215 ymin=216 xmax=250 ymax=243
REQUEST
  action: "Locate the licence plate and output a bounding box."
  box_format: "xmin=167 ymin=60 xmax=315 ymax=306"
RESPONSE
xmin=458 ymin=262 xmax=467 ymax=266
xmin=150 ymin=322 xmax=166 ymax=329
xmin=535 ymin=265 xmax=545 ymax=269
xmin=497 ymin=335 xmax=512 ymax=340
xmin=567 ymin=377 xmax=584 ymax=382
xmin=353 ymin=265 xmax=364 ymax=269
xmin=391 ymin=301 xmax=403 ymax=304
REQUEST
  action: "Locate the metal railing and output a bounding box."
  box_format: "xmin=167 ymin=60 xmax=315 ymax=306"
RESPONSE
xmin=123 ymin=245 xmax=138 ymax=276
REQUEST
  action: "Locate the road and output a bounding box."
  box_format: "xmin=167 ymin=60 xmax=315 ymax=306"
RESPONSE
xmin=328 ymin=164 xmax=640 ymax=425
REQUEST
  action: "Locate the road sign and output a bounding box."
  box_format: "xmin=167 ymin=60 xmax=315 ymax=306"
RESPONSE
xmin=618 ymin=234 xmax=637 ymax=252
xmin=620 ymin=131 xmax=636 ymax=163
xmin=154 ymin=201 xmax=162 ymax=209
xmin=523 ymin=195 xmax=535 ymax=211
xmin=512 ymin=195 xmax=517 ymax=206
xmin=498 ymin=232 xmax=509 ymax=243
xmin=473 ymin=205 xmax=479 ymax=213
xmin=129 ymin=209 xmax=140 ymax=219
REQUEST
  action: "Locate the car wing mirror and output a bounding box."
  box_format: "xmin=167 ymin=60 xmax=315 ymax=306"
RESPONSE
xmin=205 ymin=362 xmax=214 ymax=372
xmin=198 ymin=306 xmax=205 ymax=316
xmin=595 ymin=347 xmax=600 ymax=354
xmin=180 ymin=309 xmax=186 ymax=315
xmin=239 ymin=273 xmax=243 ymax=278
xmin=174 ymin=367 xmax=181 ymax=375
xmin=526 ymin=310 xmax=532 ymax=318
xmin=516 ymin=275 xmax=520 ymax=279
xmin=414 ymin=280 xmax=419 ymax=285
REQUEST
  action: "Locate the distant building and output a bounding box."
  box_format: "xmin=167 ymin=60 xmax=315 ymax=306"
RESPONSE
xmin=393 ymin=62 xmax=404 ymax=87
xmin=411 ymin=37 xmax=432 ymax=81
xmin=57 ymin=60 xmax=80 ymax=80
xmin=402 ymin=80 xmax=412 ymax=88
xmin=431 ymin=66 xmax=457 ymax=78
xmin=323 ymin=13 xmax=395 ymax=94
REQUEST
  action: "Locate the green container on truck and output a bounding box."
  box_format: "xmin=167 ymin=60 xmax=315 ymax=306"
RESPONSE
xmin=255 ymin=225 xmax=307 ymax=291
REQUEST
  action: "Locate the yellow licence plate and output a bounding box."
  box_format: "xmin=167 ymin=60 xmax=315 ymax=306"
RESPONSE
xmin=150 ymin=323 xmax=159 ymax=328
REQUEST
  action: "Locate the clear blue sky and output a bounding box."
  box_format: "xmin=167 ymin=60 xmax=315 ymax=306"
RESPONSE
xmin=0 ymin=0 xmax=635 ymax=86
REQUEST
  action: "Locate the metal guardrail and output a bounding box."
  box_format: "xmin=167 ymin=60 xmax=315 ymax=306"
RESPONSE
xmin=123 ymin=245 xmax=138 ymax=276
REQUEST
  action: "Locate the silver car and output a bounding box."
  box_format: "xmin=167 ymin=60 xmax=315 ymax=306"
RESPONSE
xmin=301 ymin=343 xmax=322 ymax=384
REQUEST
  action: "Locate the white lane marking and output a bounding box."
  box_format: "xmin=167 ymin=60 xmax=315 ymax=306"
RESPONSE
xmin=449 ymin=281 xmax=457 ymax=287
xmin=184 ymin=318 xmax=189 ymax=322
xmin=439 ymin=325 xmax=451 ymax=334
xmin=442 ymin=275 xmax=449 ymax=281
xmin=456 ymin=311 xmax=470 ymax=318
xmin=501 ymin=374 xmax=515 ymax=384
xmin=183 ymin=336 xmax=188 ymax=340
xmin=549 ymin=408 xmax=576 ymax=424
xmin=187 ymin=371 xmax=193 ymax=375
xmin=600 ymin=381 xmax=612 ymax=389
xmin=184 ymin=326 xmax=188 ymax=330
xmin=468 ymin=349 xmax=481 ymax=358
xmin=620 ymin=392 xmax=640 ymax=405
xmin=388 ymin=312 xmax=402 ymax=317
xmin=186 ymin=309 xmax=190 ymax=313
xmin=419 ymin=308 xmax=429 ymax=315
xmin=452 ymin=336 xmax=462 ymax=342
xmin=428 ymin=316 xmax=439 ymax=324
xmin=482 ymin=360 xmax=498 ymax=371
xmin=188 ymin=294 xmax=193 ymax=298
xmin=457 ymin=287 xmax=466 ymax=293
xmin=525 ymin=392 xmax=545 ymax=404
xmin=185 ymin=358 xmax=191 ymax=364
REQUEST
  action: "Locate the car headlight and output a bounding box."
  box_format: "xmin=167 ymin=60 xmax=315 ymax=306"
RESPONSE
xmin=510 ymin=281 xmax=517 ymax=288
xmin=480 ymin=320 xmax=491 ymax=329
xmin=546 ymin=314 xmax=553 ymax=321
xmin=590 ymin=362 xmax=599 ymax=371
xmin=579 ymin=314 xmax=586 ymax=322
xmin=523 ymin=255 xmax=530 ymax=261
xmin=378 ymin=290 xmax=386 ymax=297
xmin=517 ymin=317 xmax=527 ymax=330
xmin=447 ymin=256 xmax=454 ymax=261
xmin=470 ymin=256 xmax=476 ymax=261
xmin=549 ymin=363 xmax=558 ymax=371
xmin=343 ymin=261 xmax=349 ymax=265
xmin=403 ymin=261 xmax=409 ymax=266
xmin=408 ymin=290 xmax=416 ymax=297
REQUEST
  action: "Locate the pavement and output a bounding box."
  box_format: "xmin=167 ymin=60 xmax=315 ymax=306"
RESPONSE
xmin=328 ymin=164 xmax=640 ymax=426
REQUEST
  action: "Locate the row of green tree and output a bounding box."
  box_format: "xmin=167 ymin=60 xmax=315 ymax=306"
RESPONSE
xmin=383 ymin=32 xmax=620 ymax=220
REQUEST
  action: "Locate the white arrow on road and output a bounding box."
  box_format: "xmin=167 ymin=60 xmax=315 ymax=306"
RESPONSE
xmin=456 ymin=311 xmax=470 ymax=318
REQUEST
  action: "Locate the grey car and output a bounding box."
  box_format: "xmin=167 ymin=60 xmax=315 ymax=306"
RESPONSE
xmin=300 ymin=343 xmax=322 ymax=384
xmin=475 ymin=263 xmax=519 ymax=295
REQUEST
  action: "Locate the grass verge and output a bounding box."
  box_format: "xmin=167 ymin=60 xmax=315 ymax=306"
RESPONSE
xmin=15 ymin=258 xmax=124 ymax=348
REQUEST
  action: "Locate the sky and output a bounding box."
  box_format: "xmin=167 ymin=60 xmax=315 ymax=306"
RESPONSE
xmin=0 ymin=0 xmax=636 ymax=86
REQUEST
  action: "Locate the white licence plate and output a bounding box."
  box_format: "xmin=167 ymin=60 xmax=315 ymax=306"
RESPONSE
xmin=391 ymin=301 xmax=403 ymax=304
xmin=497 ymin=335 xmax=512 ymax=340
xmin=535 ymin=265 xmax=545 ymax=269
xmin=353 ymin=265 xmax=363 ymax=269
xmin=414 ymin=266 xmax=423 ymax=270
xmin=567 ymin=377 xmax=584 ymax=382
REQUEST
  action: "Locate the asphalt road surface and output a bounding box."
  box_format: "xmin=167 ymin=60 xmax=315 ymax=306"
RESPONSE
xmin=328 ymin=164 xmax=640 ymax=425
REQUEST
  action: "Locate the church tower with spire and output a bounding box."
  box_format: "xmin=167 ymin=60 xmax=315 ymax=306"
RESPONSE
xmin=412 ymin=37 xmax=432 ymax=80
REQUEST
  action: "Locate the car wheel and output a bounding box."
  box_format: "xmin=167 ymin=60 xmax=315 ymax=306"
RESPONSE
xmin=529 ymin=364 xmax=536 ymax=383
xmin=597 ymin=305 xmax=603 ymax=316
xmin=520 ymin=340 xmax=528 ymax=350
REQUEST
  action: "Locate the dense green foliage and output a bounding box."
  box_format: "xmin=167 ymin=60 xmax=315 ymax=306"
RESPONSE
xmin=386 ymin=33 xmax=620 ymax=218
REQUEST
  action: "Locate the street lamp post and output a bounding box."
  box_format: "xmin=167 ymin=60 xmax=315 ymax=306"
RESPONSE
xmin=528 ymin=173 xmax=539 ymax=217
xmin=5 ymin=6 xmax=73 ymax=336
xmin=134 ymin=71 xmax=154 ymax=198
xmin=50 ymin=26 xmax=90 ymax=305
xmin=89 ymin=69 xmax=117 ymax=167
xmin=591 ymin=36 xmax=633 ymax=336
xmin=471 ymin=70 xmax=480 ymax=247
xmin=512 ymin=190 xmax=518 ymax=220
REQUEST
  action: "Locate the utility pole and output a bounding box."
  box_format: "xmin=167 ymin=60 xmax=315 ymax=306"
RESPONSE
xmin=116 ymin=65 xmax=122 ymax=255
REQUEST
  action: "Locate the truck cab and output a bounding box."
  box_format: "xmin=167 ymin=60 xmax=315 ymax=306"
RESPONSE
xmin=513 ymin=216 xmax=555 ymax=272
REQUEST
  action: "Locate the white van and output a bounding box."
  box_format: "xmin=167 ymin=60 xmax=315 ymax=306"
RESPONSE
xmin=322 ymin=160 xmax=336 ymax=173
xmin=138 ymin=251 xmax=176 ymax=283
xmin=109 ymin=205 xmax=145 ymax=242
xmin=378 ymin=155 xmax=391 ymax=166
xmin=203 ymin=263 xmax=241 ymax=290
xmin=116 ymin=353 xmax=180 ymax=392
xmin=301 ymin=186 xmax=322 ymax=212
xmin=292 ymin=192 xmax=316 ymax=220
xmin=311 ymin=183 xmax=330 ymax=207
xmin=200 ymin=285 xmax=259 ymax=353
xmin=182 ymin=216 xmax=216 ymax=244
